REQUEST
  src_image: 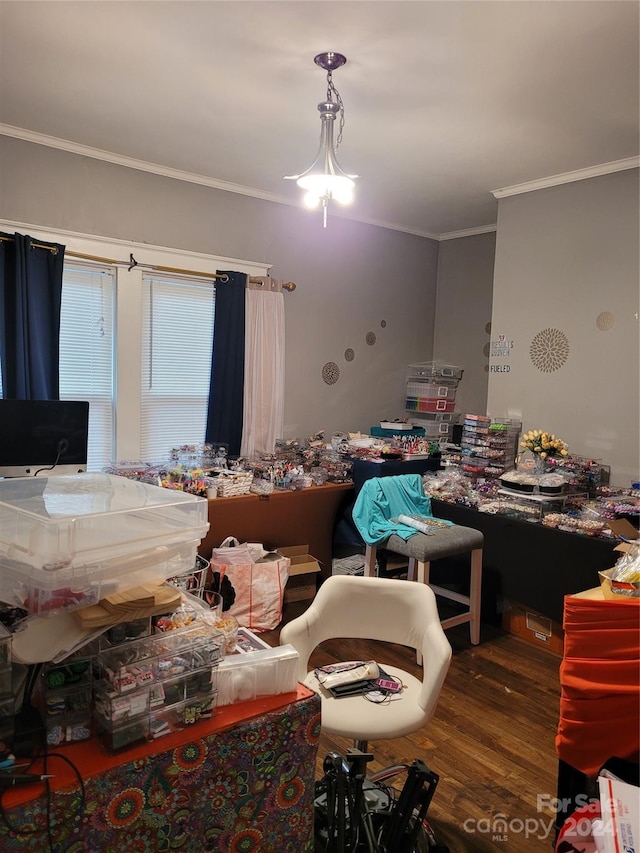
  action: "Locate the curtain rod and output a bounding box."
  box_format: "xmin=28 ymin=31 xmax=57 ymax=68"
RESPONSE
xmin=0 ymin=236 xmax=296 ymax=291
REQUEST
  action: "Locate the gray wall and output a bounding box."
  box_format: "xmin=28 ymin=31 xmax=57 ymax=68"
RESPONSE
xmin=433 ymin=232 xmax=495 ymax=418
xmin=0 ymin=136 xmax=440 ymax=441
xmin=4 ymin=136 xmax=635 ymax=486
xmin=488 ymin=169 xmax=639 ymax=487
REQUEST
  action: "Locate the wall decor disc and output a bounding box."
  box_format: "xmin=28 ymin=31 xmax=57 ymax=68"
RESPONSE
xmin=344 ymin=348 xmax=355 ymax=362
xmin=530 ymin=328 xmax=570 ymax=372
xmin=322 ymin=362 xmax=340 ymax=385
xmin=365 ymin=332 xmax=376 ymax=346
xmin=485 ymin=321 xmax=492 ymax=335
xmin=596 ymin=311 xmax=615 ymax=331
xmin=380 ymin=320 xmax=387 ymax=328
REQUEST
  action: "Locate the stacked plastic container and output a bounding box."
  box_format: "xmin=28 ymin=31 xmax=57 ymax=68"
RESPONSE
xmin=0 ymin=627 xmax=13 ymax=750
xmin=405 ymin=361 xmax=464 ymax=443
xmin=93 ymin=619 xmax=225 ymax=752
xmin=0 ymin=473 xmax=210 ymax=618
xmin=460 ymin=414 xmax=522 ymax=480
xmin=36 ymin=653 xmax=93 ymax=747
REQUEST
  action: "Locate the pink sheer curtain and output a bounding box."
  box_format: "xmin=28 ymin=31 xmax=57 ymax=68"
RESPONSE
xmin=240 ymin=277 xmax=285 ymax=457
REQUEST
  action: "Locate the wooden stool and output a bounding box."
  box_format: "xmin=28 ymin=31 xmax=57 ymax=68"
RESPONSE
xmin=364 ymin=524 xmax=484 ymax=648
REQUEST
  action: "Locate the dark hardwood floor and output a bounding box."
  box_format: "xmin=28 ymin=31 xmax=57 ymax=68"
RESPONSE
xmin=262 ymin=597 xmax=562 ymax=852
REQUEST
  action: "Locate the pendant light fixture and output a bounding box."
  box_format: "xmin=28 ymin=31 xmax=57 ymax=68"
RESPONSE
xmin=285 ymin=52 xmax=358 ymax=227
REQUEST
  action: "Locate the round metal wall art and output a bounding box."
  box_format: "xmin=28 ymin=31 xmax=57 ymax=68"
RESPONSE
xmin=485 ymin=321 xmax=492 ymax=335
xmin=344 ymin=348 xmax=355 ymax=362
xmin=380 ymin=320 xmax=387 ymax=328
xmin=322 ymin=362 xmax=340 ymax=385
xmin=366 ymin=332 xmax=376 ymax=346
xmin=596 ymin=311 xmax=615 ymax=331
xmin=529 ymin=328 xmax=570 ymax=373
xmin=483 ymin=342 xmax=490 ymax=358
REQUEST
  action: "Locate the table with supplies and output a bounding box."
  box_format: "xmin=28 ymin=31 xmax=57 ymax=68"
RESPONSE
xmin=0 ymin=686 xmax=321 ymax=853
xmin=554 ymin=587 xmax=640 ymax=841
xmin=199 ymin=482 xmax=354 ymax=581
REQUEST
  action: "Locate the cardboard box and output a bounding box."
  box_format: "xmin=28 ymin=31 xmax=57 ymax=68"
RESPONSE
xmin=502 ymin=599 xmax=564 ymax=656
xmin=607 ymin=518 xmax=639 ymax=554
xmin=278 ymin=545 xmax=321 ymax=603
xmin=598 ymin=519 xmax=640 ymax=599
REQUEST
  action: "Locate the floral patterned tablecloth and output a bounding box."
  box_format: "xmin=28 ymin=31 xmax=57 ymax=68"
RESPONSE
xmin=0 ymin=689 xmax=321 ymax=853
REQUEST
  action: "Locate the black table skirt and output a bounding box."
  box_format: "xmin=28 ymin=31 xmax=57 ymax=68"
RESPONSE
xmin=430 ymin=500 xmax=616 ymax=624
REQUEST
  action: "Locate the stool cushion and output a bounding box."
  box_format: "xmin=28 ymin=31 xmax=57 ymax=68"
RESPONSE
xmin=384 ymin=524 xmax=483 ymax=562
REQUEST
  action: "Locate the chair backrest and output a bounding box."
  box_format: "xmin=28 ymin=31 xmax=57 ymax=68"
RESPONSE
xmin=352 ymin=474 xmax=435 ymax=545
xmin=280 ymin=574 xmax=452 ymax=713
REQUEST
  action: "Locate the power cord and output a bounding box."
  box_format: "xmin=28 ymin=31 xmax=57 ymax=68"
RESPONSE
xmin=0 ymin=750 xmax=86 ymax=852
xmin=33 ymin=439 xmax=68 ymax=477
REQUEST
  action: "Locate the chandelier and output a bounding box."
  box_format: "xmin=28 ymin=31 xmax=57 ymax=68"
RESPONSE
xmin=285 ymin=52 xmax=358 ymax=227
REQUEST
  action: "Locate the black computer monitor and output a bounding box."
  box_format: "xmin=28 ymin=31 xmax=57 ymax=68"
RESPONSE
xmin=0 ymin=399 xmax=89 ymax=477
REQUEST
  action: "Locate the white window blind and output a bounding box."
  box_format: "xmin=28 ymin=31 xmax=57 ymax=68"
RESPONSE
xmin=59 ymin=265 xmax=115 ymax=471
xmin=140 ymin=275 xmax=215 ymax=461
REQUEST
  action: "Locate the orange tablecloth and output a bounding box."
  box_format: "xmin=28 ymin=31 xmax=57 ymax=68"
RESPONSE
xmin=556 ymin=590 xmax=640 ymax=776
xmin=0 ymin=686 xmax=320 ymax=852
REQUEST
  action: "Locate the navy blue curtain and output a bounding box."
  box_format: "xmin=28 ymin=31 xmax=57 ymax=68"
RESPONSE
xmin=205 ymin=271 xmax=246 ymax=457
xmin=0 ymin=232 xmax=65 ymax=400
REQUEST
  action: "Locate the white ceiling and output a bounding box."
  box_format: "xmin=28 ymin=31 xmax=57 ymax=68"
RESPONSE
xmin=1 ymin=1 xmax=638 ymax=239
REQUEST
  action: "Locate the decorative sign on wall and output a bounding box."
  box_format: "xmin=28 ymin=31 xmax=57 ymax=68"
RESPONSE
xmin=530 ymin=328 xmax=569 ymax=372
xmin=595 ymin=311 xmax=615 ymax=331
xmin=489 ymin=333 xmax=514 ymax=373
xmin=322 ymin=362 xmax=340 ymax=385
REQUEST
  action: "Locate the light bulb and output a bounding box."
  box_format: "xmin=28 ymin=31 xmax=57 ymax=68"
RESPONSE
xmin=303 ymin=191 xmax=320 ymax=209
xmin=333 ymin=186 xmax=354 ymax=206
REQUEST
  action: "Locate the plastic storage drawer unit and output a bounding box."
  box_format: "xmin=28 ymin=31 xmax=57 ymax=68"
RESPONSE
xmin=0 ymin=473 xmax=210 ymax=616
xmin=407 ymin=362 xmax=464 ymax=382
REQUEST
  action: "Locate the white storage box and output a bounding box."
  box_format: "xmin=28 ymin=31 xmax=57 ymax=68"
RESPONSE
xmin=0 ymin=473 xmax=209 ymax=616
xmin=216 ymin=644 xmax=299 ymax=706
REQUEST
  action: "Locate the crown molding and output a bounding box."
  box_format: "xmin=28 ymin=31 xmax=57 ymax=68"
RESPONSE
xmin=6 ymin=124 xmax=631 ymax=240
xmin=492 ymin=156 xmax=640 ymax=199
xmin=0 ymin=123 xmax=286 ymax=204
xmin=438 ymin=223 xmax=497 ymax=241
xmin=0 ymin=123 xmax=442 ymax=240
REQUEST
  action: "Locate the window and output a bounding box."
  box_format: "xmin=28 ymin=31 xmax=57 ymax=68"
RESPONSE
xmin=140 ymin=275 xmax=215 ymax=461
xmin=59 ymin=265 xmax=115 ymax=471
xmin=0 ymin=221 xmax=270 ymax=467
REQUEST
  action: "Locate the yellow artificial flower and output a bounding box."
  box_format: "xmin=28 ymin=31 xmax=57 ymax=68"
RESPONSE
xmin=520 ymin=429 xmax=569 ymax=457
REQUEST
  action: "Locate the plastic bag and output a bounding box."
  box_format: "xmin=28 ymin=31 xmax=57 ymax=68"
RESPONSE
xmin=209 ymin=537 xmax=290 ymax=631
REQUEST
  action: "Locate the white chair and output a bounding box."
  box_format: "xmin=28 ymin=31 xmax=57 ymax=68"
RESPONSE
xmin=279 ymin=574 xmax=452 ymax=749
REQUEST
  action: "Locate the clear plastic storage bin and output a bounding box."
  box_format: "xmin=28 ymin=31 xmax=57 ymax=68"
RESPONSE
xmin=407 ymin=362 xmax=464 ymax=382
xmin=0 ymin=473 xmax=209 ymax=616
xmin=406 ymin=397 xmax=456 ymax=413
xmin=406 ymin=381 xmax=457 ymax=401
